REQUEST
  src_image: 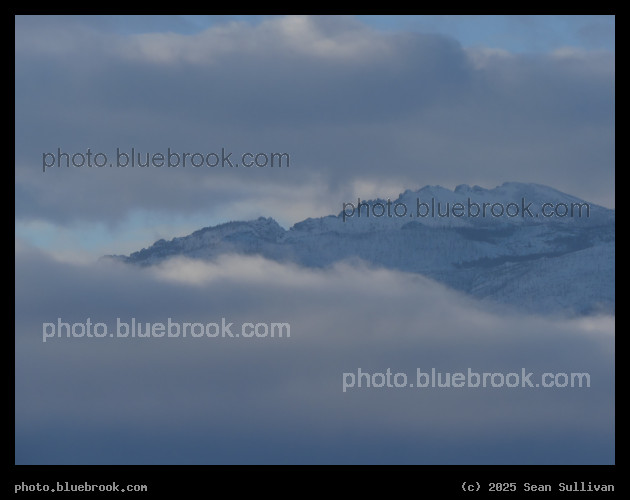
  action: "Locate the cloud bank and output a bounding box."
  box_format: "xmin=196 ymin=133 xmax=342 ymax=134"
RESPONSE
xmin=16 ymin=246 xmax=614 ymax=464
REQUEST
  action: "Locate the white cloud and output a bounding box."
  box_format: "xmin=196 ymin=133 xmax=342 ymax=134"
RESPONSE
xmin=121 ymin=15 xmax=394 ymax=66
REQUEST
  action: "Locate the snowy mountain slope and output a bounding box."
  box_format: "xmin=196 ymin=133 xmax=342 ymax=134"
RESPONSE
xmin=109 ymin=182 xmax=614 ymax=315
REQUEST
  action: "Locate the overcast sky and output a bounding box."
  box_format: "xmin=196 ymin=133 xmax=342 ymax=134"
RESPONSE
xmin=15 ymin=15 xmax=615 ymax=465
xmin=16 ymin=15 xmax=614 ymax=258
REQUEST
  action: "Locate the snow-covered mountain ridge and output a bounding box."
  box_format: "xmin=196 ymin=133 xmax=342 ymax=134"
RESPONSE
xmin=109 ymin=182 xmax=614 ymax=315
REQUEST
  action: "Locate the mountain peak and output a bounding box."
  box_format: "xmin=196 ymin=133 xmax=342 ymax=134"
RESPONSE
xmin=110 ymin=182 xmax=614 ymax=315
